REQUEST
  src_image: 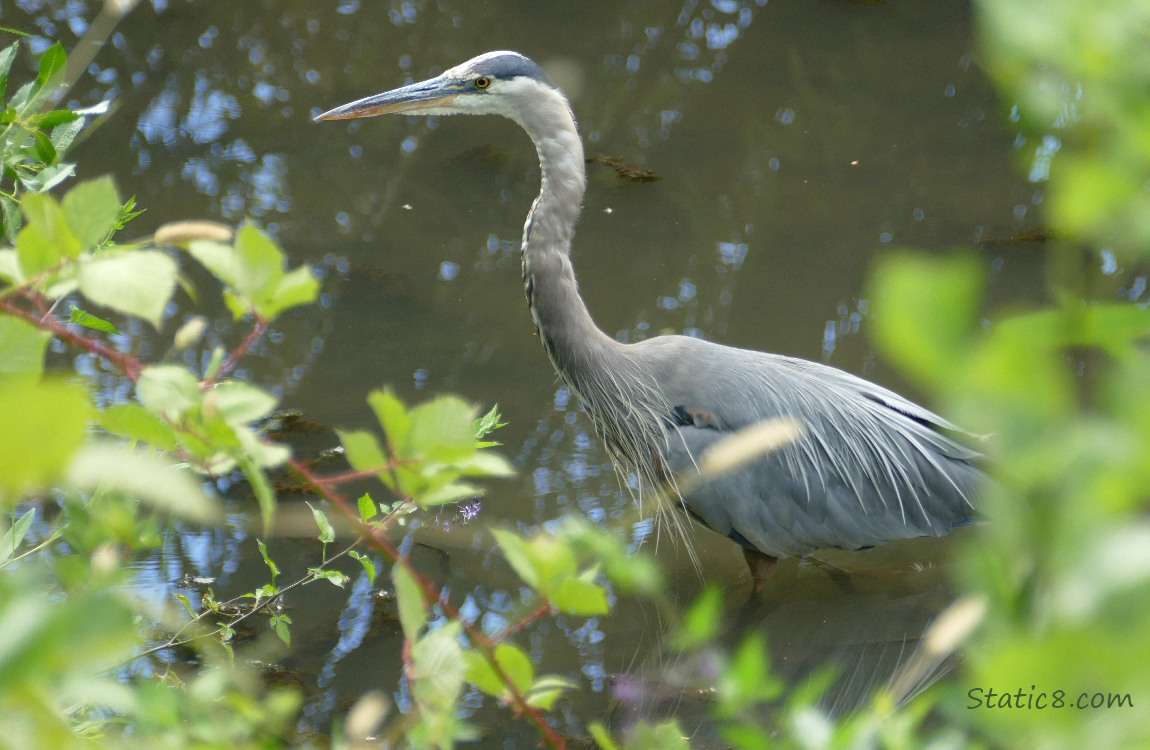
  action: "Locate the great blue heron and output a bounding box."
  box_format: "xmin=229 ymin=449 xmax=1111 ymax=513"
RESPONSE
xmin=316 ymin=51 xmax=983 ymax=580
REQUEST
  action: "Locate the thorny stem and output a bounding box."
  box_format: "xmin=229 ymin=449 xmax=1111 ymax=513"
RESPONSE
xmin=289 ymin=457 xmax=569 ymax=750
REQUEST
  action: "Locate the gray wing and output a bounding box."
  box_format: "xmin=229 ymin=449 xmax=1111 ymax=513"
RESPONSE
xmin=633 ymin=336 xmax=983 ymax=558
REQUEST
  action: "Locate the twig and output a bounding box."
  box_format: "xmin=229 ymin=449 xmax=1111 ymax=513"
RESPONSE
xmin=1 ymin=295 xmax=144 ymax=381
xmin=202 ymin=314 xmax=269 ymax=387
xmin=131 ymin=535 xmax=366 ymax=666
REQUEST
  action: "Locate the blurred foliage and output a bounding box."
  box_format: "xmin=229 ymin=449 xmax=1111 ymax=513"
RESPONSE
xmin=863 ymin=1 xmax=1150 ymax=749
xmin=0 ymin=37 xmax=517 ymax=749
xmin=978 ymin=0 xmax=1150 ymax=258
xmin=3 ymin=0 xmax=1150 ymax=745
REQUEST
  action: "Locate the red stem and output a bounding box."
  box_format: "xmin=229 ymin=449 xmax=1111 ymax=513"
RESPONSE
xmin=494 ymin=601 xmax=553 ymax=643
xmin=306 ymin=466 xmax=396 ymax=486
xmin=203 ymin=313 xmax=269 ymax=387
xmin=1 ymin=295 xmax=144 ymax=381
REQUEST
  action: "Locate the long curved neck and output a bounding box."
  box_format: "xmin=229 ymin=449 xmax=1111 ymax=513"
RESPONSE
xmin=513 ymin=88 xmax=619 ymax=378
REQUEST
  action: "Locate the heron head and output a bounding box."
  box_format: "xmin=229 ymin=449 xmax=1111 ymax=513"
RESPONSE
xmin=313 ymin=51 xmax=558 ymax=123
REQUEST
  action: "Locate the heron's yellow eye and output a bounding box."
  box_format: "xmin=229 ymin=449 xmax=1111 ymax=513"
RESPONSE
xmin=475 ymin=76 xmax=491 ymax=89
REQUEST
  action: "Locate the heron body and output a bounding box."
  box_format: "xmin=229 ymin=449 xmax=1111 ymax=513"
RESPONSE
xmin=317 ymin=51 xmax=982 ymax=570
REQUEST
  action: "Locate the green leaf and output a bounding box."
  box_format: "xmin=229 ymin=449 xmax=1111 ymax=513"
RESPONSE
xmin=0 ymin=43 xmax=18 ymax=100
xmin=588 ymin=723 xmax=622 ymax=750
xmin=410 ymin=621 xmax=466 ymax=714
xmin=999 ymin=302 xmax=1150 ymax=361
xmin=263 ymin=264 xmax=319 ymax=319
xmin=626 ymin=720 xmax=690 ymax=750
xmin=367 ymin=388 xmax=411 ymax=453
xmin=67 ymin=444 xmax=222 ymax=524
xmin=100 ymin=403 xmax=178 ymax=450
xmin=356 ymin=493 xmax=378 ymax=521
xmin=20 ymin=162 xmax=75 ymax=193
xmin=0 ymin=508 xmax=35 ymax=565
xmin=417 ymin=480 xmax=481 ymax=507
xmin=348 ymin=550 xmax=377 ymax=584
xmin=23 ymin=184 xmax=69 ymax=228
xmin=78 ymin=250 xmax=178 ymax=328
xmin=240 ymin=454 xmax=277 ymax=533
xmin=336 ymin=429 xmax=389 ymax=475
xmin=31 ymin=109 xmax=79 ymax=129
xmin=674 ymin=586 xmax=723 ymax=650
xmin=256 ymin=539 xmax=279 ymax=582
xmin=0 ymin=582 xmax=137 ymax=690
xmin=204 ymin=345 xmax=226 ymax=381
xmin=186 ymin=239 xmax=238 ymax=288
xmin=253 ymin=583 xmax=277 ymax=604
xmin=558 ymin=517 xmax=665 ymax=597
xmin=233 ymin=424 xmax=290 ymax=469
xmin=0 ymin=249 xmax=21 ymax=284
xmin=15 ymin=221 xmax=62 ymax=277
xmin=312 ymin=569 xmax=348 ymax=587
xmin=721 ymin=721 xmax=776 ymax=749
xmin=449 ymin=450 xmax=516 ymax=478
xmin=550 ymin=577 xmax=610 ymax=617
xmin=491 ymin=528 xmax=541 ymax=588
xmin=0 ymin=378 xmax=91 ymax=500
xmin=869 ymin=253 xmax=982 ymax=389
xmin=464 ymin=643 xmax=534 ymax=698
xmin=188 ymin=225 xmax=316 ymax=321
xmin=306 ymin=502 xmax=336 ymax=544
xmin=62 ymin=176 xmax=121 ymax=250
xmin=0 ymin=315 xmax=50 ymax=380
xmin=136 ymin=365 xmax=202 ymax=417
xmin=270 ymin=613 xmax=292 ymax=645
xmin=499 ymin=529 xmax=578 ymax=594
xmin=1 ymin=196 xmax=20 ymax=244
xmin=9 ymin=78 xmax=35 ymax=112
xmin=32 ymin=130 xmax=54 ymax=163
xmin=232 ymin=223 xmax=283 ymax=299
xmin=472 ymin=404 xmax=505 ymax=439
xmin=175 ymin=593 xmax=197 ymax=619
xmin=50 ymin=117 xmax=84 ymax=155
xmin=69 ymin=306 xmax=119 ymax=335
xmin=9 ymin=42 xmax=65 ymax=116
xmin=716 ymin=633 xmax=782 ymax=718
xmin=206 ymin=381 xmax=279 ymax=425
xmin=525 ymin=674 xmax=578 ymax=711
xmin=391 ymin=562 xmax=427 ymax=640
xmin=222 ymin=288 xmax=250 ymax=319
xmin=36 ymin=43 xmax=66 ymax=91
xmin=406 ymin=396 xmax=480 ymax=462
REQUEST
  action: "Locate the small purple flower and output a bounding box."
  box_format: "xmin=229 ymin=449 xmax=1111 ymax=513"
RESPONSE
xmin=458 ymin=500 xmax=482 ymax=522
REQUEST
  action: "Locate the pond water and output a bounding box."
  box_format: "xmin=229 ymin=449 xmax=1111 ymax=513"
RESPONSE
xmin=12 ymin=0 xmax=1050 ymax=744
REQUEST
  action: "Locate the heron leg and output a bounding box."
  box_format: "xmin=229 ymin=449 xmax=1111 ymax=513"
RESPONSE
xmin=742 ymin=547 xmax=778 ymax=591
xmin=804 ymin=553 xmax=856 ymax=594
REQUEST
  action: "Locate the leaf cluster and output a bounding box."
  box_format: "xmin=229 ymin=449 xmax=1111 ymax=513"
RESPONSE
xmin=0 ymin=41 xmax=84 ymax=240
xmin=339 ymin=389 xmax=515 ymax=507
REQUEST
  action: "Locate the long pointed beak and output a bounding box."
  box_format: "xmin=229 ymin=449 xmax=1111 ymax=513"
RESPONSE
xmin=314 ymin=75 xmax=459 ymax=121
